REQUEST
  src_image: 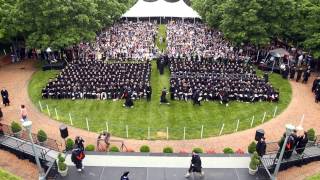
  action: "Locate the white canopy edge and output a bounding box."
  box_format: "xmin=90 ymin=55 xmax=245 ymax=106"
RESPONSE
xmin=122 ymin=0 xmax=201 ymax=19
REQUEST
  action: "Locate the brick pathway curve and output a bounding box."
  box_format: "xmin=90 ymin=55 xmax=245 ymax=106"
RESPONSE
xmin=0 ymin=59 xmax=319 ymax=179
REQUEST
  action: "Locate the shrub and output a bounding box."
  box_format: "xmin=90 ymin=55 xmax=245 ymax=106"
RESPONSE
xmin=248 ymin=141 xmax=257 ymax=154
xmin=65 ymin=138 xmax=74 ymax=151
xmin=57 ymin=153 xmax=67 ymax=171
xmin=223 ymin=147 xmax=234 ymax=154
xmin=58 ymin=161 xmax=67 ymax=171
xmin=85 ymin=144 xmax=95 ymax=151
xmin=249 ymin=152 xmax=260 ymax=170
xmin=140 ymin=145 xmax=150 ymax=152
xmin=37 ymin=130 xmax=47 ymax=142
xmin=163 ymin=147 xmax=173 ymax=153
xmin=58 ymin=153 xmax=65 ymax=163
xmin=307 ymin=128 xmax=316 ymax=141
xmin=192 ymin=147 xmax=203 ymax=154
xmin=109 ymin=146 xmax=120 ymax=152
xmin=11 ymin=121 xmax=22 ymax=133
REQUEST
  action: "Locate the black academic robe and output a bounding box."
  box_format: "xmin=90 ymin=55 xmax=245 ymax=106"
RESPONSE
xmin=0 ymin=90 xmax=9 ymax=105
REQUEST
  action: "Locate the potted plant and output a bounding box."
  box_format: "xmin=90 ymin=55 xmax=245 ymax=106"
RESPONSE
xmin=37 ymin=129 xmax=47 ymax=145
xmin=11 ymin=121 xmax=22 ymax=138
xmin=248 ymin=152 xmax=260 ymax=175
xmin=57 ymin=153 xmax=68 ymax=176
xmin=248 ymin=141 xmax=257 ymax=154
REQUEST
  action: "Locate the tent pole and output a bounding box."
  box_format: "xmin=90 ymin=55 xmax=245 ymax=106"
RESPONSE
xmin=149 ymin=17 xmax=150 ymax=23
xmin=160 ymin=17 xmax=161 ymax=24
xmin=194 ymin=18 xmax=195 ymax=24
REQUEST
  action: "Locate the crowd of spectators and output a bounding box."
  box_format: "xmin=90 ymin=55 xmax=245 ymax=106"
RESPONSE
xmin=78 ymin=21 xmax=158 ymax=61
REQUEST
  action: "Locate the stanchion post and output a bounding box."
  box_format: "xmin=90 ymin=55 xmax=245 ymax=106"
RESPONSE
xmin=148 ymin=127 xmax=150 ymax=140
xmin=250 ymin=116 xmax=255 ymax=127
xmin=69 ymin=113 xmax=73 ymax=125
xmin=126 ymin=125 xmax=129 ymax=138
xmin=46 ymin=105 xmax=51 ymax=117
xmin=166 ymin=127 xmax=169 ymax=140
xmin=273 ymin=106 xmax=278 ymax=118
xmin=219 ymin=123 xmax=224 ymax=136
xmin=262 ymin=112 xmax=266 ymax=123
xmin=183 ymin=127 xmax=186 ymax=140
xmin=38 ymin=101 xmax=43 ymax=111
xmin=54 ymin=108 xmax=59 ymax=120
xmin=200 ymin=125 xmax=204 ymax=139
xmin=86 ymin=118 xmax=89 ymax=131
xmin=106 ymin=122 xmax=109 ymax=132
xmin=235 ymin=119 xmax=240 ymax=132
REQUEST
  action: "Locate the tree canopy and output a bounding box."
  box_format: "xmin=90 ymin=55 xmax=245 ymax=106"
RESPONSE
xmin=192 ymin=0 xmax=320 ymax=58
xmin=0 ymin=0 xmax=132 ymax=50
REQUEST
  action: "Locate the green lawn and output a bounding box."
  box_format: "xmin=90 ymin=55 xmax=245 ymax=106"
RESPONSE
xmin=0 ymin=168 xmax=21 ymax=180
xmin=28 ymin=60 xmax=291 ymax=140
xmin=306 ymin=173 xmax=320 ymax=180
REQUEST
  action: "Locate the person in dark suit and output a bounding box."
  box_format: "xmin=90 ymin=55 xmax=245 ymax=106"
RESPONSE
xmin=185 ymin=151 xmax=203 ymax=178
xmin=256 ymin=137 xmax=266 ymax=157
xmin=1 ymin=88 xmax=10 ymax=106
xmin=0 ymin=108 xmax=3 ymax=121
xmin=296 ymin=67 xmax=303 ymax=82
xmin=296 ymin=132 xmax=308 ymax=155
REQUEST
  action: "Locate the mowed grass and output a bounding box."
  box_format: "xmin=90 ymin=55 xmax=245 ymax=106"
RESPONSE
xmin=28 ymin=60 xmax=292 ymax=140
xmin=305 ymin=173 xmax=320 ymax=180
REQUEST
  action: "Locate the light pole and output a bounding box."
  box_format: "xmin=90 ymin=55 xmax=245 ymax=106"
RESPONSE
xmin=272 ymin=124 xmax=295 ymax=180
xmin=22 ymin=121 xmax=46 ymax=180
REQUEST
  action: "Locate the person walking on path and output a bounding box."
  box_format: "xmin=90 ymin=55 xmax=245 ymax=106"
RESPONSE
xmin=1 ymin=88 xmax=10 ymax=106
xmin=71 ymin=147 xmax=85 ymax=172
xmin=20 ymin=105 xmax=28 ymax=122
xmin=185 ymin=151 xmax=204 ymax=178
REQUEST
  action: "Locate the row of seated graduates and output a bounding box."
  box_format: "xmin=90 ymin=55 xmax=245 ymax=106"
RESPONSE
xmin=42 ymin=58 xmax=151 ymax=100
xmin=168 ymin=55 xmax=279 ymax=103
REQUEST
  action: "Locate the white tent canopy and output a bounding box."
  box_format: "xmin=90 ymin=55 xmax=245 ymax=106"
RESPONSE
xmin=122 ymin=0 xmax=201 ymax=19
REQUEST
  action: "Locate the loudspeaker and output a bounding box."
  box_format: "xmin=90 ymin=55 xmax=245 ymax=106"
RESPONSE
xmin=59 ymin=125 xmax=68 ymax=139
xmin=255 ymin=129 xmax=265 ymax=141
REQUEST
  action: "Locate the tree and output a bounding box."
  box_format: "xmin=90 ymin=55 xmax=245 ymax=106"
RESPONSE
xmin=220 ymin=0 xmax=269 ymax=46
xmin=17 ymin=0 xmax=101 ymax=50
xmin=94 ymin=0 xmax=127 ymax=28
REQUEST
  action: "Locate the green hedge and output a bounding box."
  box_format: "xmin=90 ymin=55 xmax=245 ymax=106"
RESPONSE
xmin=140 ymin=145 xmax=150 ymax=152
xmin=85 ymin=144 xmax=95 ymax=151
xmin=223 ymin=147 xmax=234 ymax=154
xmin=192 ymin=147 xmax=203 ymax=154
xmin=163 ymin=147 xmax=173 ymax=153
xmin=66 ymin=138 xmax=74 ymax=151
xmin=248 ymin=141 xmax=257 ymax=154
xmin=109 ymin=146 xmax=120 ymax=152
xmin=37 ymin=130 xmax=47 ymax=142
